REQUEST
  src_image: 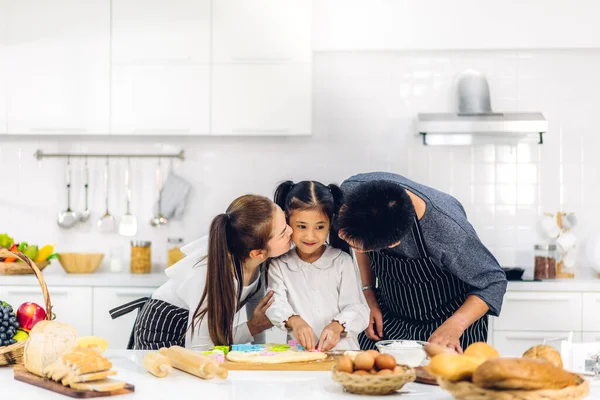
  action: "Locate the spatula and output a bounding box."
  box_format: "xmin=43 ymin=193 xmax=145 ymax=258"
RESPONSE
xmin=119 ymin=159 xmax=138 ymax=236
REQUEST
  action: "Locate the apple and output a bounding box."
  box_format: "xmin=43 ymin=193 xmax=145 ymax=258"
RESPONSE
xmin=16 ymin=302 xmax=46 ymax=332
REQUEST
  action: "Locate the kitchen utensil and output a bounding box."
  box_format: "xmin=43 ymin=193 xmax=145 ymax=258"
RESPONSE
xmin=150 ymin=160 xmax=168 ymax=227
xmin=77 ymin=157 xmax=91 ymax=222
xmin=502 ymin=267 xmax=525 ymax=281
xmin=118 ymin=159 xmax=138 ymax=236
xmin=97 ymin=158 xmax=116 ymax=233
xmin=57 ymin=158 xmax=78 ymax=229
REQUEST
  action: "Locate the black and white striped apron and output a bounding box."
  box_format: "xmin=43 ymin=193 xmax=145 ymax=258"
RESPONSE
xmin=358 ymin=217 xmax=488 ymax=350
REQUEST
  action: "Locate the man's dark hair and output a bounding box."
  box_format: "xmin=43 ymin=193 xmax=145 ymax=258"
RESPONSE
xmin=335 ymin=180 xmax=416 ymax=251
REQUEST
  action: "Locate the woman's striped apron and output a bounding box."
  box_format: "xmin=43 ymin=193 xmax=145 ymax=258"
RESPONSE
xmin=358 ymin=217 xmax=488 ymax=350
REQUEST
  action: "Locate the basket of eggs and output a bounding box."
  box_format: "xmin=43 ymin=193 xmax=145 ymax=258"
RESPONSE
xmin=424 ymin=342 xmax=589 ymax=400
xmin=332 ymin=349 xmax=416 ymax=395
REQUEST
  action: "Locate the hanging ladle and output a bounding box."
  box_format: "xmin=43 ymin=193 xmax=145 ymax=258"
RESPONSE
xmin=150 ymin=159 xmax=168 ymax=227
xmin=57 ymin=157 xmax=78 ymax=229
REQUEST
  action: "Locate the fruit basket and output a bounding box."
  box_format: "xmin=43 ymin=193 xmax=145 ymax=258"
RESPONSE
xmin=0 ymin=260 xmax=50 ymax=275
xmin=332 ymin=364 xmax=416 ymax=395
xmin=438 ymin=375 xmax=589 ymax=400
xmin=0 ymin=246 xmax=53 ymax=366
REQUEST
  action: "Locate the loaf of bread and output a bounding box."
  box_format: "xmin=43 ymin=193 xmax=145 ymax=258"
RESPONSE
xmin=427 ymin=353 xmax=485 ymax=381
xmin=24 ymin=321 xmax=77 ymax=377
xmin=472 ymin=357 xmax=579 ymax=390
xmin=522 ymin=344 xmax=563 ymax=369
xmin=464 ymin=342 xmax=499 ymax=361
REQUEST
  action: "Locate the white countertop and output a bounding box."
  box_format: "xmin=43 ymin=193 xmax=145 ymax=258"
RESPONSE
xmin=3 ymin=350 xmax=600 ymax=399
xmin=0 ymin=263 xmax=168 ymax=288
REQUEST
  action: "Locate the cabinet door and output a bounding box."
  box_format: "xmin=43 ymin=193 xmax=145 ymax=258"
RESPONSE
xmin=493 ymin=292 xmax=581 ymax=332
xmin=92 ymin=287 xmax=155 ymax=349
xmin=212 ymin=0 xmax=311 ymax=63
xmin=112 ymin=0 xmax=210 ymax=65
xmin=493 ymin=331 xmax=582 ymax=357
xmin=1 ymin=286 xmax=92 ymax=336
xmin=211 ymin=64 xmax=311 ymax=136
xmin=111 ymin=65 xmax=210 ymax=135
xmin=0 ymin=0 xmax=6 ymax=134
xmin=5 ymin=0 xmax=110 ymax=134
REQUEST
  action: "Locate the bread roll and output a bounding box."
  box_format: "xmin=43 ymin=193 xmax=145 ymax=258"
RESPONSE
xmin=427 ymin=353 xmax=485 ymax=381
xmin=464 ymin=342 xmax=499 ymax=360
xmin=522 ymin=344 xmax=563 ymax=369
xmin=472 ymin=357 xmax=579 ymax=390
xmin=423 ymin=343 xmax=457 ymax=358
xmin=24 ymin=321 xmax=77 ymax=377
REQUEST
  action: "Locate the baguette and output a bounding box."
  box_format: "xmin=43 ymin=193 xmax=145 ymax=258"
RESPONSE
xmin=472 ymin=357 xmax=579 ymax=390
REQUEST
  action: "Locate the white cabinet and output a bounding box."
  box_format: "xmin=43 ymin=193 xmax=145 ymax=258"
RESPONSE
xmin=212 ymin=0 xmax=311 ymax=63
xmin=4 ymin=0 xmax=110 ymax=134
xmin=0 ymin=0 xmax=6 ymax=134
xmin=111 ymin=65 xmax=210 ymax=135
xmin=211 ymin=64 xmax=311 ymax=136
xmin=493 ymin=331 xmax=582 ymax=357
xmin=494 ymin=292 xmax=581 ymax=332
xmin=112 ymin=0 xmax=210 ymax=65
xmin=582 ymin=293 xmax=600 ymax=331
xmin=92 ymin=287 xmax=155 ymax=350
xmin=0 ymin=286 xmax=92 ymax=337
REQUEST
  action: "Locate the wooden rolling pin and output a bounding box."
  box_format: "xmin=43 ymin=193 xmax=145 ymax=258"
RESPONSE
xmin=159 ymin=346 xmax=228 ymax=380
xmin=143 ymin=352 xmax=173 ymax=378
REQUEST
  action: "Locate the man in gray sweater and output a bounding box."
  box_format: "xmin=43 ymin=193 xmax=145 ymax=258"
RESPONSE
xmin=336 ymin=172 xmax=507 ymax=352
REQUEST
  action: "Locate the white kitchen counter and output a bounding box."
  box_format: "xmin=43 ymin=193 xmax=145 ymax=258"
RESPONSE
xmin=507 ymin=278 xmax=600 ymax=292
xmin=0 ymin=263 xmax=168 ymax=288
xmin=3 ymin=350 xmax=600 ymax=399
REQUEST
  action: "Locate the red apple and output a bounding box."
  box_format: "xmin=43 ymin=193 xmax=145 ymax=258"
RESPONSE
xmin=17 ymin=302 xmax=46 ymax=332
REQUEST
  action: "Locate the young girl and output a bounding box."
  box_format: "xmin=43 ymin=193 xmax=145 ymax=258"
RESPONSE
xmin=266 ymin=181 xmax=369 ymax=351
xmin=116 ymin=194 xmax=293 ymax=350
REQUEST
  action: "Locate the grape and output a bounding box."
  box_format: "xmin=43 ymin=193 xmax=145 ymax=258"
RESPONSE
xmin=9 ymin=317 xmax=16 ymax=324
xmin=1 ymin=321 xmax=8 ymax=327
xmin=0 ymin=333 xmax=6 ymax=340
xmin=0 ymin=326 xmax=5 ymax=333
xmin=2 ymin=313 xmax=8 ymax=321
xmin=9 ymin=339 xmax=16 ymax=345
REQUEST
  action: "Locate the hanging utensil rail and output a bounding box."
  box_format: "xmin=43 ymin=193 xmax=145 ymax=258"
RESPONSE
xmin=34 ymin=150 xmax=185 ymax=161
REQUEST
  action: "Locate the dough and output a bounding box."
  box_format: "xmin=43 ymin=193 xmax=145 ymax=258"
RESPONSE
xmin=226 ymin=350 xmax=327 ymax=364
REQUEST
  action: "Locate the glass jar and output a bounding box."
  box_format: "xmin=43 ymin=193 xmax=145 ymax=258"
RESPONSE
xmin=167 ymin=237 xmax=184 ymax=268
xmin=130 ymin=241 xmax=151 ymax=274
xmin=534 ymin=244 xmax=557 ymax=279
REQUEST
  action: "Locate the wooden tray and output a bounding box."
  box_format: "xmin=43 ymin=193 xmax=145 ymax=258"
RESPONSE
xmin=222 ymin=354 xmax=338 ymax=371
xmin=0 ymin=260 xmax=50 ymax=275
xmin=14 ymin=367 xmax=135 ymax=398
xmin=415 ymin=366 xmax=437 ymax=385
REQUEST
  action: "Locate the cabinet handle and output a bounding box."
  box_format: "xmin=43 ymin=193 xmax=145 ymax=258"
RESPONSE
xmin=116 ymin=292 xmax=154 ymax=297
xmin=230 ymin=57 xmax=293 ymax=63
xmin=132 ymin=128 xmax=191 ymax=135
xmin=507 ymin=296 xmax=571 ymax=302
xmin=231 ymin=129 xmax=290 ymax=134
xmin=29 ymin=128 xmax=88 ymax=134
xmin=7 ymin=290 xmax=68 ymax=296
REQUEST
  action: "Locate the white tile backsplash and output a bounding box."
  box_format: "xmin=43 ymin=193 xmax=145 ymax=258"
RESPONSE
xmin=2 ymin=49 xmax=600 ymax=273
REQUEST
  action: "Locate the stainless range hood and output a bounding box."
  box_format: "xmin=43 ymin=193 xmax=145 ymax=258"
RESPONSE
xmin=417 ymin=70 xmax=548 ymax=146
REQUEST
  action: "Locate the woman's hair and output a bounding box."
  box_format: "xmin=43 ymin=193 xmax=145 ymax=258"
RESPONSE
xmin=273 ymin=180 xmax=350 ymax=255
xmin=335 ymin=180 xmax=416 ymax=251
xmin=192 ymin=194 xmax=275 ymax=345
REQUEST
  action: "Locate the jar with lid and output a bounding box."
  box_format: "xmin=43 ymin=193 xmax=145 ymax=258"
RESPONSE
xmin=167 ymin=237 xmax=184 ymax=268
xmin=534 ymin=244 xmax=557 ymax=279
xmin=131 ymin=241 xmax=152 ymax=274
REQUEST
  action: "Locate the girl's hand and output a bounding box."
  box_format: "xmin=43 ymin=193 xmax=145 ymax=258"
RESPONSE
xmin=286 ymin=316 xmax=315 ymax=351
xmin=428 ymin=320 xmax=464 ymax=354
xmin=317 ymin=321 xmax=344 ymax=351
xmin=248 ymin=290 xmax=274 ymax=336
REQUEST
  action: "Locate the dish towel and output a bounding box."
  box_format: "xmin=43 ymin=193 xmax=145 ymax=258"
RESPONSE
xmin=156 ymin=172 xmax=192 ymax=220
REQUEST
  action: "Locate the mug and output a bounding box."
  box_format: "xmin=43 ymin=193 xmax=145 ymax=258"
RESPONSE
xmin=538 ymin=215 xmax=561 ymax=239
xmin=563 ymin=250 xmax=577 ymax=269
xmin=557 ymin=230 xmax=577 ymax=253
xmin=562 ymin=213 xmax=578 ymax=229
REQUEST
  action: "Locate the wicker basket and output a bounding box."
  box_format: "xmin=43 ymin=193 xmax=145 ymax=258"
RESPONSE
xmin=438 ymin=375 xmax=590 ymax=400
xmin=332 ymin=364 xmax=416 ymax=395
xmin=0 ymin=260 xmax=50 ymax=275
xmin=0 ymin=246 xmax=53 ymax=366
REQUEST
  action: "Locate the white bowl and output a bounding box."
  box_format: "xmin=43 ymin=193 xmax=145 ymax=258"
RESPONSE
xmin=375 ymin=340 xmax=428 ymax=367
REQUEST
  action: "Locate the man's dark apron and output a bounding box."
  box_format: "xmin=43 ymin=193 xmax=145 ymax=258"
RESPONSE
xmin=358 ymin=217 xmax=488 ymax=350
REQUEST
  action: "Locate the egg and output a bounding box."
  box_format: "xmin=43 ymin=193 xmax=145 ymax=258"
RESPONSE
xmin=366 ymin=349 xmax=380 ymax=359
xmin=353 ymin=370 xmax=369 ymax=376
xmin=336 ymin=355 xmax=354 ymax=374
xmin=369 ymin=368 xmax=378 ymax=375
xmin=377 ymin=369 xmax=393 ymax=376
xmin=375 ymin=354 xmax=397 ymax=371
xmin=392 ymin=366 xmax=403 ymax=374
xmin=354 ymin=352 xmax=376 ymax=371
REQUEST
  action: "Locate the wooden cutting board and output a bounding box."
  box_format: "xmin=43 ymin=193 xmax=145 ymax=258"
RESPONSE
xmin=222 ymin=354 xmax=338 ymax=371
xmin=13 ymin=367 xmax=135 ymax=398
xmin=415 ymin=366 xmax=438 ymax=386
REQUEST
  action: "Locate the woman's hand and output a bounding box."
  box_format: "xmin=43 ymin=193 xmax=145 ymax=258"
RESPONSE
xmin=247 ymin=290 xmax=274 ymax=336
xmin=428 ymin=320 xmax=464 ymax=354
xmin=286 ymin=316 xmax=315 ymax=351
xmin=317 ymin=321 xmax=344 ymax=352
xmin=363 ymin=290 xmax=384 ymax=340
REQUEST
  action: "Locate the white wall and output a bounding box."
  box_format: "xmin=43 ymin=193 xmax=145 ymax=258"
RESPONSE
xmin=2 ymin=49 xmax=599 ymax=277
